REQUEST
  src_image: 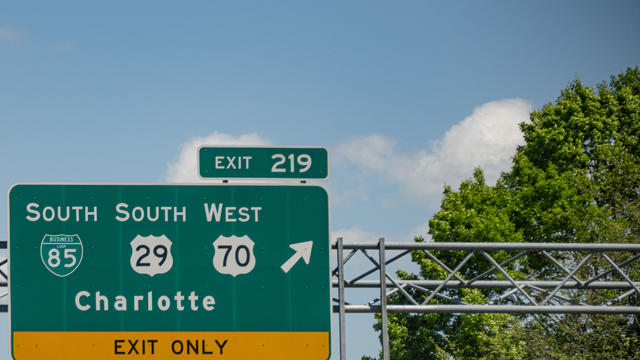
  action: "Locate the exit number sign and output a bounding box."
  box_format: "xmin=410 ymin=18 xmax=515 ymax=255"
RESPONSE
xmin=199 ymin=146 xmax=328 ymax=180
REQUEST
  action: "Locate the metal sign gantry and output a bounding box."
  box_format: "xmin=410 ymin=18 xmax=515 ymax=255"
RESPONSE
xmin=3 ymin=239 xmax=640 ymax=360
xmin=332 ymin=238 xmax=640 ymax=360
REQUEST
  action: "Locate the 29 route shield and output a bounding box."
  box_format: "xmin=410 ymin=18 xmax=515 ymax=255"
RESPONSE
xmin=129 ymin=234 xmax=174 ymax=277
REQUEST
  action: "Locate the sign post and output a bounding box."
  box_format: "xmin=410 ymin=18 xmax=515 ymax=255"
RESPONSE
xmin=9 ymin=184 xmax=330 ymax=360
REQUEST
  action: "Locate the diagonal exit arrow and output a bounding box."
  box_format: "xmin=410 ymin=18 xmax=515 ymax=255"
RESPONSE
xmin=281 ymin=241 xmax=313 ymax=274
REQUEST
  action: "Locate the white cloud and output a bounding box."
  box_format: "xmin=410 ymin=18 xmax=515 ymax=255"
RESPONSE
xmin=332 ymin=227 xmax=381 ymax=244
xmin=332 ymin=223 xmax=430 ymax=244
xmin=0 ymin=26 xmax=24 ymax=42
xmin=406 ymin=221 xmax=431 ymax=242
xmin=165 ymin=132 xmax=270 ymax=182
xmin=336 ymin=98 xmax=532 ymax=205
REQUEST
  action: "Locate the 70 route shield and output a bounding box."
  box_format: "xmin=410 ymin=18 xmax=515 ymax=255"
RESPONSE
xmin=212 ymin=235 xmax=257 ymax=277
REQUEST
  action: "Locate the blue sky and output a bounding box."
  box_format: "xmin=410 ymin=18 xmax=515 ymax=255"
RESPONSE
xmin=1 ymin=1 xmax=639 ymax=359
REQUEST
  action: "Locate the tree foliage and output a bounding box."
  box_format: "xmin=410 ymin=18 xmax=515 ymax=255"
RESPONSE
xmin=365 ymin=67 xmax=640 ymax=359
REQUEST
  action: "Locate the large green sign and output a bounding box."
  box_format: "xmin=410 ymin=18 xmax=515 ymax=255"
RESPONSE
xmin=199 ymin=146 xmax=328 ymax=179
xmin=9 ymin=184 xmax=330 ymax=360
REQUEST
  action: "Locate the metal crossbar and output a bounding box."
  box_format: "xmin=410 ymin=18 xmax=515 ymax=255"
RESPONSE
xmin=338 ymin=242 xmax=640 ymax=251
xmin=0 ymin=241 xmax=6 ymax=313
xmin=332 ymin=239 xmax=640 ymax=360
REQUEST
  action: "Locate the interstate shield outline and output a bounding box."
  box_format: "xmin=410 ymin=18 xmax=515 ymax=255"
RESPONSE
xmin=40 ymin=234 xmax=84 ymax=277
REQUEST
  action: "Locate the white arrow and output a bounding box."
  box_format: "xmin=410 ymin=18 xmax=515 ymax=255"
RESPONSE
xmin=281 ymin=241 xmax=313 ymax=274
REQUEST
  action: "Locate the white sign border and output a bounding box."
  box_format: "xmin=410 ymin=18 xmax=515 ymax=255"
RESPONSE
xmin=7 ymin=182 xmax=333 ymax=360
xmin=197 ymin=145 xmax=330 ymax=181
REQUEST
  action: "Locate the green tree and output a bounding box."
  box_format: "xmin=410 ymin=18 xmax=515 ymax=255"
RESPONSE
xmin=366 ymin=67 xmax=640 ymax=359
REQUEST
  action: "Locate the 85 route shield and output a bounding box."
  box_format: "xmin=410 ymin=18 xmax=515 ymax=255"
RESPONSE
xmin=40 ymin=234 xmax=83 ymax=277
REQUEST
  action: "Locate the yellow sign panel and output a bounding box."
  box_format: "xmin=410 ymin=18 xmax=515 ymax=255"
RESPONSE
xmin=13 ymin=331 xmax=330 ymax=359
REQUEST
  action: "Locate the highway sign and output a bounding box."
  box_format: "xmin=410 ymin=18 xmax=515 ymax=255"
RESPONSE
xmin=9 ymin=184 xmax=330 ymax=360
xmin=198 ymin=146 xmax=328 ymax=179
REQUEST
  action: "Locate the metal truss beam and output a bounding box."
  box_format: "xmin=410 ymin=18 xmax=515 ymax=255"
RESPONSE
xmin=332 ymin=238 xmax=640 ymax=360
xmin=0 ymin=241 xmax=9 ymax=313
xmin=333 ymin=280 xmax=640 ymax=289
xmin=339 ymin=241 xmax=640 ymax=251
xmin=0 ymin=241 xmax=6 ymax=314
xmin=335 ymin=304 xmax=640 ymax=314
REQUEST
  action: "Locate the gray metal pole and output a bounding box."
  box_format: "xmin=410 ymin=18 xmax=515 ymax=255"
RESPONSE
xmin=335 ymin=241 xmax=640 ymax=251
xmin=338 ymin=237 xmax=346 ymax=360
xmin=332 ymin=280 xmax=640 ymax=289
xmin=337 ymin=304 xmax=640 ymax=314
xmin=379 ymin=238 xmax=390 ymax=360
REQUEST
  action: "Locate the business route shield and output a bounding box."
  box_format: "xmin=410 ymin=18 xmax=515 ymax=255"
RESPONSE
xmin=40 ymin=234 xmax=83 ymax=277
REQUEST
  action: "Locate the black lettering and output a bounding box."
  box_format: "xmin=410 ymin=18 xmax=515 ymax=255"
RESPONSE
xmin=215 ymin=339 xmax=228 ymax=354
xmin=128 ymin=339 xmax=139 ymax=354
xmin=136 ymin=245 xmax=151 ymax=266
xmin=202 ymin=339 xmax=213 ymax=354
xmin=114 ymin=340 xmax=125 ymax=354
xmin=148 ymin=339 xmax=158 ymax=354
xmin=187 ymin=339 xmax=199 ymax=354
xmin=172 ymin=340 xmax=184 ymax=354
